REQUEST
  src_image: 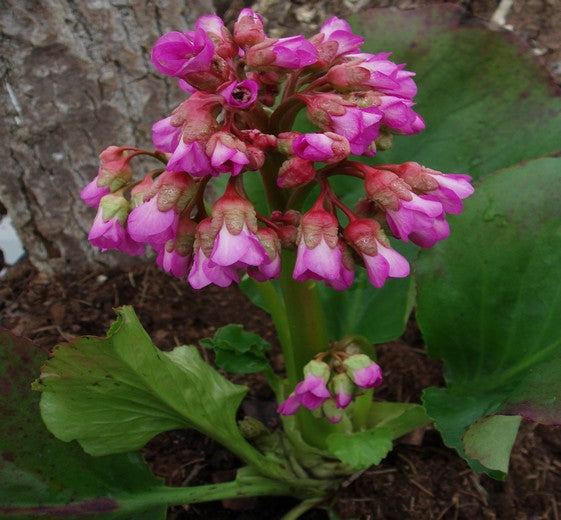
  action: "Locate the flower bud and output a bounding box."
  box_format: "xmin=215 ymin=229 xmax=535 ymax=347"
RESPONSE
xmin=331 ymin=372 xmax=354 ymax=409
xmin=277 ymin=157 xmax=316 ymax=188
xmin=239 ymin=129 xmax=278 ymax=150
xmin=322 ymin=398 xmax=344 ymax=423
xmin=363 ymin=167 xmax=413 ymax=211
xmin=362 ymin=165 xmax=448 ymax=246
xmin=380 ymin=162 xmax=474 ymax=215
xmin=343 ymin=354 xmax=383 ymax=389
xmin=301 ymin=93 xmax=382 ymax=156
xmin=303 ymin=359 xmax=331 ymax=382
xmin=81 ymin=147 xmax=133 ymax=207
xmin=270 ymin=210 xmax=300 ymax=248
xmin=246 ymin=145 xmax=265 ymax=171
xmin=234 ymin=9 xmax=266 ymax=47
xmin=196 ymin=14 xmax=237 ymax=59
xmin=276 ymin=132 xmax=300 ymax=155
xmin=327 ymin=61 xmax=371 ymax=91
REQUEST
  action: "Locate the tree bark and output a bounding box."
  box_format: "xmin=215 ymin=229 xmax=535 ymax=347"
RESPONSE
xmin=0 ymin=0 xmax=215 ymax=272
xmin=0 ymin=0 xmax=350 ymax=273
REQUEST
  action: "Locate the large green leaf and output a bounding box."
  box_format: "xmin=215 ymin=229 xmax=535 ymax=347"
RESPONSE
xmin=290 ymin=4 xmax=561 ymax=345
xmin=351 ymin=5 xmax=561 ymax=178
xmin=34 ymin=306 xmax=249 ymax=457
xmin=416 ymin=157 xmax=561 ymax=477
xmin=0 ymin=329 xmax=166 ymax=519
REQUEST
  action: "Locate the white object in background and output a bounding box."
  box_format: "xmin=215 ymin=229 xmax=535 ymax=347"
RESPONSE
xmin=0 ymin=215 xmax=25 ymax=265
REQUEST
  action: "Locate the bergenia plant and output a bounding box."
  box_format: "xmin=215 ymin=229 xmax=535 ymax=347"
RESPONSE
xmin=78 ymin=11 xmax=476 ymax=424
xmin=3 ymin=6 xmax=561 ymax=519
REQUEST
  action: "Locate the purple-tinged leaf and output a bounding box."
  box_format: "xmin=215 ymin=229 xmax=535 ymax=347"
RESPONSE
xmin=417 ymin=158 xmax=561 ymax=478
xmin=0 ymin=329 xmax=166 ymax=519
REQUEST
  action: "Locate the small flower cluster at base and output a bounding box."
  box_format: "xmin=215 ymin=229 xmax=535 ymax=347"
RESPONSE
xmin=278 ymin=350 xmax=382 ymax=423
xmin=80 ymin=9 xmax=474 ymax=292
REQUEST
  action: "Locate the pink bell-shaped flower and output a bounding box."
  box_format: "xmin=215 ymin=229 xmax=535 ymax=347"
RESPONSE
xmin=382 ymin=162 xmax=474 ymax=215
xmin=247 ymin=35 xmax=318 ymax=70
xmin=293 ymin=200 xmax=342 ymax=283
xmin=81 ymin=146 xmax=134 ymax=208
xmin=188 ymin=218 xmax=240 ymax=289
xmin=363 ymin=166 xmax=446 ymax=244
xmin=206 ymin=132 xmax=251 ymax=176
xmin=292 ymin=132 xmax=350 ymax=163
xmin=301 ymin=93 xmax=383 ymax=156
xmin=127 ymin=171 xmax=196 ymax=248
xmin=88 ymin=194 xmax=144 ymax=255
xmin=316 ymin=16 xmax=364 ymax=58
xmin=151 ymin=28 xmax=214 ymax=78
xmin=344 ymin=217 xmax=410 ymax=288
xmin=209 ymin=182 xmax=268 ymax=269
xmin=247 ymin=227 xmax=282 ymax=282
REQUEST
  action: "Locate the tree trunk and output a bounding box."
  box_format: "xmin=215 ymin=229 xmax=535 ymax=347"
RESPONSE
xmin=0 ymin=0 xmax=215 ymax=272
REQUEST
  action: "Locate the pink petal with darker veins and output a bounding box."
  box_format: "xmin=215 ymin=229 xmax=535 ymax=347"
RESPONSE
xmin=127 ymin=197 xmax=178 ymax=246
xmin=278 ymin=394 xmax=302 ymax=415
xmin=210 ymin=224 xmax=267 ymax=267
xmin=293 ymin=237 xmax=342 ymax=281
xmin=188 ymin=248 xmax=239 ymax=289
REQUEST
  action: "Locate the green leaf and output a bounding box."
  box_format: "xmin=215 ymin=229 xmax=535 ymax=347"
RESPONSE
xmin=35 ymin=306 xmax=249 ymax=457
xmin=463 ymin=415 xmax=522 ymax=474
xmin=417 ymin=158 xmax=561 ymax=477
xmin=350 ymin=5 xmax=561 ymax=179
xmin=201 ymin=324 xmax=271 ymax=374
xmin=326 ymin=428 xmax=393 ymax=470
xmin=366 ymin=401 xmax=432 ymax=439
xmin=0 ymin=328 xmax=166 ymax=519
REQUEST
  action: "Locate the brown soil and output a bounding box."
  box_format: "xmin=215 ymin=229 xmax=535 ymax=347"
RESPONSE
xmin=2 ymin=260 xmax=560 ymax=519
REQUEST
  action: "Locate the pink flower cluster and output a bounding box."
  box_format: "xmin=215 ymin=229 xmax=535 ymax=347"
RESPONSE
xmin=81 ymin=10 xmax=474 ymax=291
xmin=278 ymin=355 xmax=382 ymax=423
